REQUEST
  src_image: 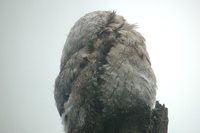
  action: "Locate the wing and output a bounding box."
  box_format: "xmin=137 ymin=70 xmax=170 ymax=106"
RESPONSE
xmin=54 ymin=11 xmax=118 ymax=116
xmin=54 ymin=52 xmax=84 ymax=115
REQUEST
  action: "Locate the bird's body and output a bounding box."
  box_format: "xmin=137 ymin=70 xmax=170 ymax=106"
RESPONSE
xmin=54 ymin=11 xmax=157 ymax=133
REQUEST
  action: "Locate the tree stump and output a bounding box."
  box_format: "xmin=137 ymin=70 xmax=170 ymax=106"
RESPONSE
xmin=103 ymin=101 xmax=168 ymax=133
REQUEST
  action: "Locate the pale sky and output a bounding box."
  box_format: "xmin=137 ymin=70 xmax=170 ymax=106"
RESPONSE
xmin=0 ymin=0 xmax=200 ymax=133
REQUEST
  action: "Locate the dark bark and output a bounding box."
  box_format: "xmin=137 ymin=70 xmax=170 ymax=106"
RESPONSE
xmin=103 ymin=101 xmax=168 ymax=133
xmin=151 ymin=101 xmax=168 ymax=133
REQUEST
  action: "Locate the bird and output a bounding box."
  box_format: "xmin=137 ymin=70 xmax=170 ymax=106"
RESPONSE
xmin=54 ymin=11 xmax=157 ymax=133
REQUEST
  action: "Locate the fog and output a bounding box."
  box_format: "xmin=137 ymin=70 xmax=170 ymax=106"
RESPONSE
xmin=0 ymin=0 xmax=200 ymax=132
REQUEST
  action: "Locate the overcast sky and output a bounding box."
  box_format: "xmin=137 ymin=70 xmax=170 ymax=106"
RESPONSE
xmin=0 ymin=0 xmax=200 ymax=133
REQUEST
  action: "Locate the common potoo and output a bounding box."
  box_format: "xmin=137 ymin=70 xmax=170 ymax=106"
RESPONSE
xmin=54 ymin=11 xmax=157 ymax=133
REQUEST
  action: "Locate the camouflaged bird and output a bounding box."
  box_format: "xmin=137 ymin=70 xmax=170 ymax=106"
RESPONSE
xmin=54 ymin=11 xmax=157 ymax=133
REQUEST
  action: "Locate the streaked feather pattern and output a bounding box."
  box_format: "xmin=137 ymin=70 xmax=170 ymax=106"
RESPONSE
xmin=54 ymin=11 xmax=157 ymax=133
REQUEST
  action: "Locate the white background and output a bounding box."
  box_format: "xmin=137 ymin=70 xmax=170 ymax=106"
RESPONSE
xmin=0 ymin=0 xmax=200 ymax=133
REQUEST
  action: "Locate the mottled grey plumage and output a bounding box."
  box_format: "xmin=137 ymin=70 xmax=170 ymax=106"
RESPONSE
xmin=54 ymin=11 xmax=157 ymax=133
